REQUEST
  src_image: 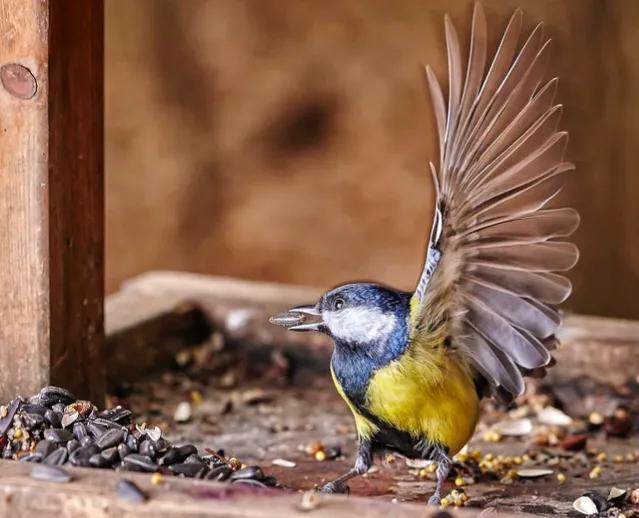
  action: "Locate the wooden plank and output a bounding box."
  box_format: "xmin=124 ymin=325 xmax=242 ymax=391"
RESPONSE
xmin=0 ymin=1 xmax=104 ymax=402
xmin=105 ymin=271 xmax=639 ymax=386
xmin=47 ymin=0 xmax=105 ymax=403
xmin=0 ymin=459 xmax=526 ymax=518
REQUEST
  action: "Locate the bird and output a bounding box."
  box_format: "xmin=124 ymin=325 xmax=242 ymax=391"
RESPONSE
xmin=270 ymin=3 xmax=579 ymax=505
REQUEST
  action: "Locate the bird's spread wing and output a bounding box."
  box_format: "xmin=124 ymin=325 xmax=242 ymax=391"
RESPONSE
xmin=409 ymin=4 xmax=579 ymax=400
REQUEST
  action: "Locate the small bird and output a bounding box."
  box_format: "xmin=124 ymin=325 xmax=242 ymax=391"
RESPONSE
xmin=271 ymin=4 xmax=579 ymax=505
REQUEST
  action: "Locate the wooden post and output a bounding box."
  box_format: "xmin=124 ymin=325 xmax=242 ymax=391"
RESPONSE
xmin=0 ymin=1 xmax=105 ymax=402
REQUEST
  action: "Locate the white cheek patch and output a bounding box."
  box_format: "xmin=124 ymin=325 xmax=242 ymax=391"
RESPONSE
xmin=323 ymin=307 xmax=396 ymax=344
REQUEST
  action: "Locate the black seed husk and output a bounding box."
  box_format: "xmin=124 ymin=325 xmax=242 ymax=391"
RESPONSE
xmin=139 ymin=440 xmax=156 ymax=458
xmin=96 ymin=429 xmax=125 ymax=450
xmin=31 ymin=464 xmax=72 ymax=483
xmin=44 ymin=409 xmax=62 ymax=428
xmin=67 ymin=439 xmax=81 ymax=454
xmin=116 ymin=479 xmax=147 ymax=503
xmin=89 ymin=453 xmax=111 ymax=468
xmin=22 ymin=413 xmax=45 ymax=430
xmin=43 ymin=428 xmax=73 ymax=444
xmin=80 ymin=435 xmax=94 ymax=448
xmin=206 ymin=465 xmax=232 ymax=481
xmin=101 ymin=447 xmax=120 ymax=465
xmin=123 ymin=454 xmax=158 ymax=472
xmin=73 ymin=422 xmax=88 ymax=441
xmin=118 ymin=443 xmax=131 ymax=461
xmin=43 ymin=447 xmax=68 ymax=466
xmin=35 ymin=439 xmax=56 ymax=458
xmin=38 ymin=386 xmax=76 ymax=407
xmin=230 ymin=466 xmax=264 ymax=480
xmin=169 ymin=462 xmax=208 ymax=477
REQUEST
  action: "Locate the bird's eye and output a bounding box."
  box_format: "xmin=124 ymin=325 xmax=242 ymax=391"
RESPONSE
xmin=333 ymin=298 xmax=345 ymax=311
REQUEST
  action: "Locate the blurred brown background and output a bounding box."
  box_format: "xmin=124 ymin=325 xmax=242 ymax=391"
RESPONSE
xmin=105 ymin=0 xmax=639 ymax=319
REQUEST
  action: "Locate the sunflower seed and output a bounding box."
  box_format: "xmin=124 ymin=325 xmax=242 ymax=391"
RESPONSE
xmin=61 ymin=411 xmax=79 ymax=428
xmin=139 ymin=440 xmax=156 ymax=458
xmin=31 ymin=464 xmax=72 ymax=483
xmin=101 ymin=447 xmax=120 ymax=466
xmin=35 ymin=440 xmax=55 ymax=458
xmin=230 ymin=466 xmax=264 ymax=480
xmin=38 ymin=386 xmax=76 ymax=407
xmin=269 ymin=312 xmax=305 ymax=328
xmin=116 ymin=479 xmax=147 ymax=503
xmin=118 ymin=443 xmax=132 ymax=461
xmin=66 ymin=439 xmax=81 ymax=455
xmin=206 ymin=465 xmax=232 ymax=481
xmin=96 ymin=429 xmax=125 ymax=450
xmin=573 ymin=496 xmax=598 ymax=516
xmin=123 ymin=454 xmax=158 ymax=472
xmin=43 ymin=428 xmax=73 ymax=444
xmin=22 ymin=413 xmax=45 ymax=429
xmin=73 ymin=422 xmax=88 ymax=441
xmin=45 ymin=410 xmax=63 ymax=428
xmin=43 ymin=447 xmax=68 ymax=466
xmin=169 ymin=462 xmax=207 ymax=477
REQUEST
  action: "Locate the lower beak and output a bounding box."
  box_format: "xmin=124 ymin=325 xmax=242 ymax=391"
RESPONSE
xmin=269 ymin=303 xmax=325 ymax=332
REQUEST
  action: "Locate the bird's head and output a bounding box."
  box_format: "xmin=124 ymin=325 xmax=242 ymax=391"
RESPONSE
xmin=272 ymin=283 xmax=410 ymax=353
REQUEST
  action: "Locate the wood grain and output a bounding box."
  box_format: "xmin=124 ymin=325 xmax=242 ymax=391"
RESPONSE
xmin=0 ymin=459 xmax=524 ymax=518
xmin=48 ymin=0 xmax=105 ymax=403
xmin=0 ymin=0 xmax=104 ymax=402
xmin=0 ymin=0 xmax=51 ymax=402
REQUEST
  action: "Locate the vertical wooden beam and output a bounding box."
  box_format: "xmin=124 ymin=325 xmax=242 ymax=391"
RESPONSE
xmin=0 ymin=1 xmax=105 ymax=402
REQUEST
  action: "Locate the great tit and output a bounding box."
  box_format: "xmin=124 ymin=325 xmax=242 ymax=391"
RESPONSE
xmin=271 ymin=4 xmax=578 ymax=505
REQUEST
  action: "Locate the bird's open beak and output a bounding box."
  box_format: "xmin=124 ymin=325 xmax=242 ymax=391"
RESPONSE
xmin=269 ymin=303 xmax=325 ymax=332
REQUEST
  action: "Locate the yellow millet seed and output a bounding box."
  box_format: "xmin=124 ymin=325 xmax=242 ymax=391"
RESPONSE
xmin=596 ymin=452 xmax=607 ymax=462
xmin=556 ymin=473 xmax=566 ymax=483
xmin=13 ymin=429 xmax=23 ymax=440
xmin=151 ymin=473 xmax=163 ymax=485
xmin=588 ymin=466 xmax=602 ymax=479
xmin=440 ymin=497 xmax=450 ymax=508
xmin=314 ymin=450 xmax=327 ymax=462
xmin=455 ymin=477 xmax=465 ymax=487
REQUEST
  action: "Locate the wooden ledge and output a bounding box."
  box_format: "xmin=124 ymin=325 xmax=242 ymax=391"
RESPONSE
xmin=0 ymin=459 xmax=526 ymax=518
xmin=105 ymin=271 xmax=639 ymax=387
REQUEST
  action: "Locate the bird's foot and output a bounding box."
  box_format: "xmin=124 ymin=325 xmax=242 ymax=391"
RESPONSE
xmin=427 ymin=492 xmax=441 ymax=506
xmin=320 ymin=480 xmax=350 ymax=494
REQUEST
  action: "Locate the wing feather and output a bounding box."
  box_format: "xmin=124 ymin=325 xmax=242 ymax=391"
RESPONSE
xmin=410 ymin=5 xmax=578 ymax=400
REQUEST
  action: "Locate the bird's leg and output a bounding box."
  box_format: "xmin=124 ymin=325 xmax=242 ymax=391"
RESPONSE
xmin=427 ymin=446 xmax=452 ymax=506
xmin=319 ymin=439 xmax=372 ymax=494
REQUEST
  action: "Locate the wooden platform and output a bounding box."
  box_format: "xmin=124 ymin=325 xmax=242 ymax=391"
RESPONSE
xmin=2 ymin=272 xmax=639 ymax=517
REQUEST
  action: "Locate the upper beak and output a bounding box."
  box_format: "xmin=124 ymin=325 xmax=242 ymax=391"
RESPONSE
xmin=269 ymin=303 xmax=325 ymax=332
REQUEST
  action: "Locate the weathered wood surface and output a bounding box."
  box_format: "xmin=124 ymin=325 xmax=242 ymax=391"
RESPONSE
xmin=105 ymin=271 xmax=639 ymax=386
xmin=0 ymin=0 xmax=105 ymax=402
xmin=0 ymin=460 xmax=526 ymax=518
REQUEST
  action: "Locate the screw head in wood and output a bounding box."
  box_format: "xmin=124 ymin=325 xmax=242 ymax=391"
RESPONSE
xmin=0 ymin=63 xmax=37 ymax=100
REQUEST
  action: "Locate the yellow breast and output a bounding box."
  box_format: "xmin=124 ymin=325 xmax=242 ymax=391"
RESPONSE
xmin=365 ymin=350 xmax=480 ymax=455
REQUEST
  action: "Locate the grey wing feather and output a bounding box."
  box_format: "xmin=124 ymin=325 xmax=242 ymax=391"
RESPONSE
xmin=410 ymin=3 xmax=579 ymax=400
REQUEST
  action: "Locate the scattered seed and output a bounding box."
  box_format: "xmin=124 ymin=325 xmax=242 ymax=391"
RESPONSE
xmin=173 ymin=402 xmax=192 ymax=423
xmin=272 ymin=458 xmax=296 ymax=468
xmin=516 ymin=469 xmax=553 ymax=478
xmin=116 ymin=479 xmax=148 ymax=503
xmin=61 ymin=411 xmax=79 ymax=428
xmin=30 ymin=464 xmax=72 ymax=483
xmin=299 ymin=490 xmax=321 ymax=511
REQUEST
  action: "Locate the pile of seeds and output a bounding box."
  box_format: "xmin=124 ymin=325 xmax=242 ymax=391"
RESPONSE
xmin=0 ymin=386 xmax=278 ymax=488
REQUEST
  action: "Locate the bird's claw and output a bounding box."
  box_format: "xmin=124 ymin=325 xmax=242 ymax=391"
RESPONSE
xmin=427 ymin=493 xmax=441 ymax=506
xmin=320 ymin=480 xmax=350 ymax=494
